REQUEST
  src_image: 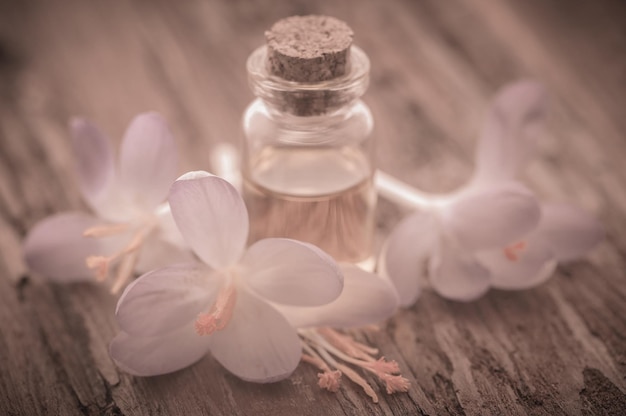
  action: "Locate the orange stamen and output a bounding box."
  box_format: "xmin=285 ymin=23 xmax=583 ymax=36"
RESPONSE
xmin=110 ymin=250 xmax=139 ymax=294
xmin=318 ymin=370 xmax=342 ymax=392
xmin=195 ymin=285 xmax=237 ymax=336
xmin=83 ymin=223 xmax=130 ymax=238
xmin=85 ymin=255 xmax=110 ymax=281
xmin=504 ymin=241 xmax=527 ymax=262
xmin=334 ymin=362 xmax=379 ymax=403
xmin=83 ymin=221 xmax=155 ymax=290
xmin=380 ymin=374 xmax=410 ymax=394
xmin=317 ymin=328 xmax=377 ymax=361
xmin=365 ymin=357 xmax=400 ymax=375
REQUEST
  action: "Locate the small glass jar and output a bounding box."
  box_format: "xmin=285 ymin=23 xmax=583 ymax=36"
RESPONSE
xmin=242 ymin=44 xmax=376 ymax=264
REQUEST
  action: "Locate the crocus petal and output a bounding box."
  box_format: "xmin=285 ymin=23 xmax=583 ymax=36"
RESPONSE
xmin=207 ymin=289 xmax=301 ymax=383
xmin=169 ymin=172 xmax=248 ymax=269
xmin=116 ymin=263 xmax=219 ymax=337
xmin=23 ymin=212 xmax=121 ymax=282
xmin=276 ymin=264 xmax=399 ymax=328
xmin=380 ymin=211 xmax=438 ymax=306
xmin=533 ymin=203 xmax=604 ymax=261
xmin=472 ymin=80 xmax=547 ymax=185
xmin=477 ymin=239 xmax=557 ymax=290
xmin=109 ymin=324 xmax=211 ymax=376
xmin=443 ymin=182 xmax=540 ymax=251
xmin=118 ymin=113 xmax=178 ymax=212
xmin=429 ymin=246 xmax=490 ymax=301
xmin=70 ymin=118 xmax=115 ymax=215
xmin=241 ymin=238 xmax=343 ymax=307
xmin=135 ymin=238 xmax=195 ymax=275
xmin=153 ymin=202 xmax=187 ymax=249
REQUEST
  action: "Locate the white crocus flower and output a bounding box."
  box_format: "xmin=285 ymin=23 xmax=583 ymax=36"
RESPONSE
xmin=378 ymin=174 xmax=541 ymax=303
xmin=110 ymin=171 xmax=344 ymax=382
xmin=23 ymin=113 xmax=192 ymax=293
xmin=208 ymin=144 xmax=407 ymax=399
xmin=378 ymin=80 xmax=603 ymax=304
xmin=470 ymin=81 xmax=604 ymax=289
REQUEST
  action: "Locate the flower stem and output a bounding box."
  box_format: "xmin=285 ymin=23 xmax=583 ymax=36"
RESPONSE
xmin=374 ymin=170 xmax=455 ymax=210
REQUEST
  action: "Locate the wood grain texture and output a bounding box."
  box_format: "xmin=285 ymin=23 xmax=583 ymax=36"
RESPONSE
xmin=1 ymin=0 xmax=625 ymax=414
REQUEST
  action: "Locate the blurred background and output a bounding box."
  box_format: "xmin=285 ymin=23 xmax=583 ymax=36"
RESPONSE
xmin=0 ymin=1 xmax=624 ymax=415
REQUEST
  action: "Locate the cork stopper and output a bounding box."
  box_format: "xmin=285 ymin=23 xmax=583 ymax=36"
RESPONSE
xmin=265 ymin=15 xmax=354 ymax=83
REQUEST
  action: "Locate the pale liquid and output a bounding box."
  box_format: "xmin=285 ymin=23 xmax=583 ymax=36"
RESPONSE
xmin=243 ymin=146 xmax=376 ymax=263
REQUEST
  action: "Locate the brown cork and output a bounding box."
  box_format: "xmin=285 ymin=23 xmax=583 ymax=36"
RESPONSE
xmin=265 ymin=15 xmax=353 ymax=83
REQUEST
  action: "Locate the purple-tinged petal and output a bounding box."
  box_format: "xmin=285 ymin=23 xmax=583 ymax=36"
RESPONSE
xmin=477 ymin=238 xmax=557 ymax=290
xmin=276 ymin=264 xmax=399 ymax=328
xmin=534 ymin=203 xmax=604 ymax=261
xmin=118 ymin=113 xmax=178 ymax=212
xmin=380 ymin=211 xmax=438 ymax=307
xmin=116 ymin=263 xmax=219 ymax=337
xmin=169 ymin=172 xmax=248 ymax=269
xmin=109 ymin=325 xmax=211 ymax=376
xmin=135 ymin=237 xmax=195 ymax=275
xmin=207 ymin=289 xmax=301 ymax=383
xmin=429 ymin=246 xmax=490 ymax=301
xmin=472 ymin=80 xmax=548 ymax=185
xmin=241 ymin=238 xmax=343 ymax=307
xmin=70 ymin=118 xmax=115 ymax=214
xmin=153 ymin=202 xmax=187 ymax=248
xmin=23 ymin=212 xmax=122 ymax=282
xmin=443 ymin=182 xmax=540 ymax=251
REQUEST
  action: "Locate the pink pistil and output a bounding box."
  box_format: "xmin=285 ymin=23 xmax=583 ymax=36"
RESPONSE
xmin=318 ymin=328 xmax=377 ymax=361
xmin=83 ymin=223 xmax=130 ymax=238
xmin=365 ymin=357 xmax=400 ymax=375
xmin=380 ymin=374 xmax=411 ymax=394
xmin=83 ymin=222 xmax=153 ymax=290
xmin=318 ymin=370 xmax=342 ymax=392
xmin=504 ymin=241 xmax=526 ymax=262
xmin=85 ymin=256 xmax=110 ymax=281
xmin=195 ymin=285 xmax=237 ymax=336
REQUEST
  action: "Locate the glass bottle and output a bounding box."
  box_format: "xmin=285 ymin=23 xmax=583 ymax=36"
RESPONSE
xmin=242 ymin=18 xmax=376 ymax=264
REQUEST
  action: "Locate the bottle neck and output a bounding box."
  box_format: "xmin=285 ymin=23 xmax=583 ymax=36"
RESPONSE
xmin=247 ymin=45 xmax=370 ymax=117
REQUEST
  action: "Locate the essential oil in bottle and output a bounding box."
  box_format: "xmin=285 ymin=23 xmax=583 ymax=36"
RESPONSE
xmin=242 ymin=15 xmax=376 ymax=264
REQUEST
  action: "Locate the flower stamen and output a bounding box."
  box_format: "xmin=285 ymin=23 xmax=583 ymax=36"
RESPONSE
xmin=299 ymin=328 xmax=410 ymax=403
xmin=380 ymin=373 xmax=411 ymax=394
xmin=302 ymin=343 xmax=342 ymax=393
xmin=83 ymin=223 xmax=130 ymax=238
xmin=195 ymin=284 xmax=237 ymax=336
xmin=84 ymin=221 xmax=155 ymax=292
xmin=504 ymin=241 xmax=526 ymax=262
xmin=85 ymin=255 xmax=110 ymax=281
xmin=318 ymin=328 xmax=378 ymax=361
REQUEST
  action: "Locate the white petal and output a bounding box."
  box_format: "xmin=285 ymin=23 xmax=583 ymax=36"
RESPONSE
xmin=23 ymin=212 xmax=121 ymax=282
xmin=472 ymin=80 xmax=547 ymax=185
xmin=69 ymin=118 xmax=115 ymax=214
xmin=276 ymin=264 xmax=399 ymax=328
xmin=380 ymin=211 xmax=438 ymax=306
xmin=135 ymin=237 xmax=195 ymax=274
xmin=109 ymin=324 xmax=211 ymax=376
xmin=118 ymin=113 xmax=178 ymax=212
xmin=169 ymin=172 xmax=248 ymax=269
xmin=153 ymin=202 xmax=187 ymax=248
xmin=241 ymin=238 xmax=343 ymax=306
xmin=116 ymin=263 xmax=218 ymax=337
xmin=207 ymin=289 xmax=301 ymax=383
xmin=477 ymin=239 xmax=557 ymax=290
xmin=443 ymin=182 xmax=540 ymax=250
xmin=429 ymin=246 xmax=491 ymax=301
xmin=534 ymin=203 xmax=604 ymax=261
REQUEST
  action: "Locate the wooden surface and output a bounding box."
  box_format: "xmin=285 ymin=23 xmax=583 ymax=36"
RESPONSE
xmin=1 ymin=0 xmax=625 ymax=415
